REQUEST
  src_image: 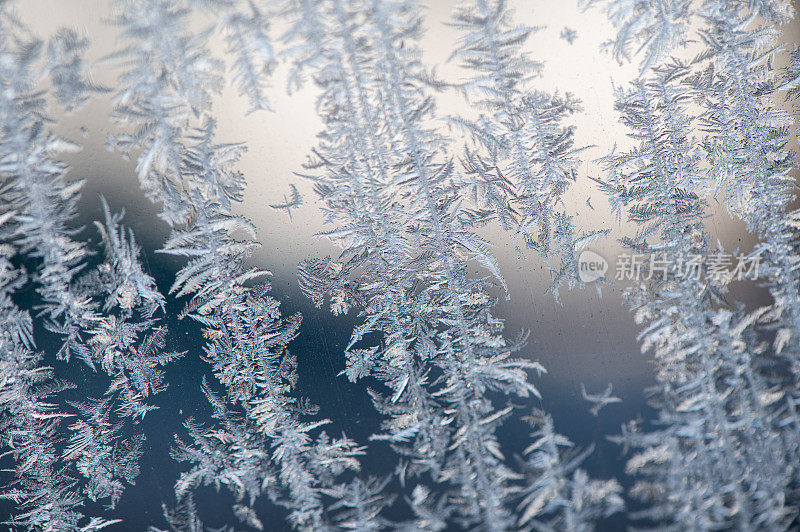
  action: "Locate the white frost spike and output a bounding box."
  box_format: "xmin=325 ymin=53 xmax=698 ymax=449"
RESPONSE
xmin=269 ymin=183 xmax=303 ymax=221
xmin=580 ymin=382 xmax=621 ymax=416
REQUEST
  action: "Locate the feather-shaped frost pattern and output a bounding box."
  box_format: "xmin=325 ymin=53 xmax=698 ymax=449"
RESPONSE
xmin=2 ymin=0 xmax=800 ymax=529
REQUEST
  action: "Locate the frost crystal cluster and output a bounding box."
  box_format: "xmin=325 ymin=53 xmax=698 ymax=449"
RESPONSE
xmin=0 ymin=0 xmax=798 ymax=530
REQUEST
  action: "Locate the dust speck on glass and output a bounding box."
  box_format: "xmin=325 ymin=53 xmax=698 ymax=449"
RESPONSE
xmin=1 ymin=0 xmax=800 ymax=530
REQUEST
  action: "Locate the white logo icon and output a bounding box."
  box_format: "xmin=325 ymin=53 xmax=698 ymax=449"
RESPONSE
xmin=578 ymin=250 xmax=608 ymax=283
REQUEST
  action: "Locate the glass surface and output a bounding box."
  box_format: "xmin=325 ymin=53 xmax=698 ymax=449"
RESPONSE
xmin=2 ymin=0 xmax=799 ymax=530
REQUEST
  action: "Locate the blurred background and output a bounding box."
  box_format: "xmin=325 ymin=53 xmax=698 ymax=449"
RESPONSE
xmin=7 ymin=1 xmax=800 ymax=529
